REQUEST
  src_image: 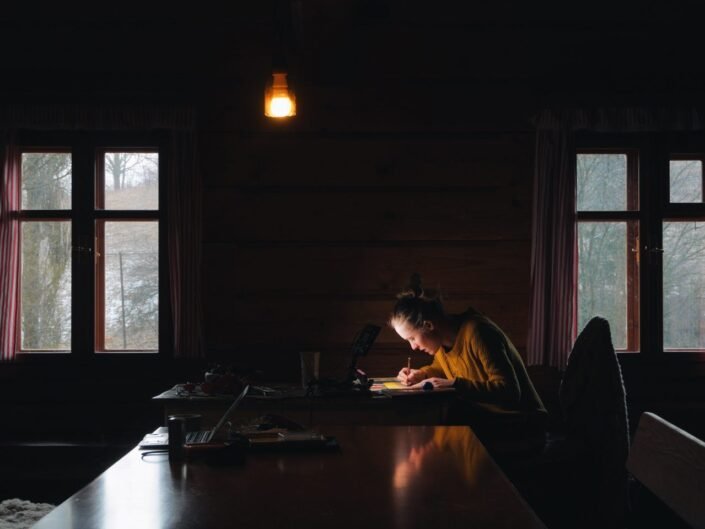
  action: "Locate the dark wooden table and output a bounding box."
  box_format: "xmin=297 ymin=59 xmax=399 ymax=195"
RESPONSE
xmin=153 ymin=385 xmax=455 ymax=426
xmin=33 ymin=425 xmax=546 ymax=529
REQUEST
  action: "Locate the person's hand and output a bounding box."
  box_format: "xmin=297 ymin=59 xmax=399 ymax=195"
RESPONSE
xmin=397 ymin=367 xmax=424 ymax=386
xmin=408 ymin=377 xmax=455 ymax=390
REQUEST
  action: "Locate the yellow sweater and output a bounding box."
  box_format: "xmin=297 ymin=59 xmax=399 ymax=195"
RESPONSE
xmin=418 ymin=310 xmax=546 ymax=416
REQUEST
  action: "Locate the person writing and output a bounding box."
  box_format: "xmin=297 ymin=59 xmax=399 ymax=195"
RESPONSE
xmin=391 ymin=273 xmax=547 ymax=447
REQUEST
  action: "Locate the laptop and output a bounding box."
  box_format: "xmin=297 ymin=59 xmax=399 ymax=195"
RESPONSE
xmin=139 ymin=384 xmax=250 ymax=449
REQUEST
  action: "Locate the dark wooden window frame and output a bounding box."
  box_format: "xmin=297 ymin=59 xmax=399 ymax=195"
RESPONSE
xmin=576 ymin=147 xmax=640 ymax=352
xmin=14 ymin=131 xmax=170 ymax=362
xmin=577 ymin=132 xmax=705 ymax=359
xmin=94 ymin=148 xmax=161 ymax=353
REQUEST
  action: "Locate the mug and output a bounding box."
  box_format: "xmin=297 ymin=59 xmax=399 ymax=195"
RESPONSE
xmin=168 ymin=416 xmax=186 ymax=461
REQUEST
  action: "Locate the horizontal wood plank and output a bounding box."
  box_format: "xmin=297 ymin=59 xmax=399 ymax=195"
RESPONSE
xmin=205 ymin=296 xmax=529 ymax=350
xmin=203 ymin=187 xmax=531 ymax=242
xmin=200 ymin=134 xmax=533 ymax=187
xmin=202 ymin=242 xmax=530 ymax=296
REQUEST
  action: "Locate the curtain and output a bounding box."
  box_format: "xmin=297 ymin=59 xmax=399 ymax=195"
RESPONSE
xmin=0 ymin=105 xmax=202 ymax=360
xmin=167 ymin=131 xmax=204 ymax=358
xmin=0 ymin=133 xmax=20 ymax=361
xmin=526 ymin=129 xmax=576 ymax=368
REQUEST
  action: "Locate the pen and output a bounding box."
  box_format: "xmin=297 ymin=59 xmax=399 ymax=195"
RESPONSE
xmin=407 ymin=356 xmax=411 ymax=374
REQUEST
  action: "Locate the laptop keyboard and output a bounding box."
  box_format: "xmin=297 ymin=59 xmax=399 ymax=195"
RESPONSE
xmin=185 ymin=430 xmax=212 ymax=444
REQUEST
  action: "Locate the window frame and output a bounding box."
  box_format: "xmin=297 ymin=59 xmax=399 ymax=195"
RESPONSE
xmin=14 ymin=131 xmax=170 ymax=361
xmin=576 ymin=132 xmax=705 ymax=358
xmin=575 ymin=147 xmax=640 ymax=352
xmin=94 ymin=149 xmax=161 ymax=353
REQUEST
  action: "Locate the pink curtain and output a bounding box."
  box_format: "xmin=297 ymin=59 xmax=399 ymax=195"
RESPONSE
xmin=0 ymin=134 xmax=20 ymax=361
xmin=167 ymin=131 xmax=204 ymax=358
xmin=526 ymin=129 xmax=576 ymax=368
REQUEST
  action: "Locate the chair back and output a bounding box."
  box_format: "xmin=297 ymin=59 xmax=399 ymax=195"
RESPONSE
xmin=559 ymin=316 xmax=630 ymax=528
xmin=560 ymin=316 xmax=629 ymax=452
xmin=627 ymin=412 xmax=705 ymax=529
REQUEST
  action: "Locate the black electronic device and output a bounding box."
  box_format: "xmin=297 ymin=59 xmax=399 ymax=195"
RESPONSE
xmin=305 ymin=324 xmax=381 ymax=396
xmin=351 ymin=324 xmax=381 ymax=358
xmin=346 ymin=324 xmax=381 ymax=387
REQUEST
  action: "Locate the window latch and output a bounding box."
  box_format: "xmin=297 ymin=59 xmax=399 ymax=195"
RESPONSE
xmin=630 ymin=237 xmax=641 ymax=265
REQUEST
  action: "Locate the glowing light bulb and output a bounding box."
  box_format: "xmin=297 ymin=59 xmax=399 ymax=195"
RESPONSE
xmin=264 ymin=72 xmax=297 ymax=118
xmin=269 ymin=96 xmax=293 ymax=117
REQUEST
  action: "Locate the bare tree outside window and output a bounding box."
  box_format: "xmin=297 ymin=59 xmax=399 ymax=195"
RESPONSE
xmin=669 ymin=160 xmax=702 ymax=203
xmin=104 ymin=152 xmax=158 ymax=210
xmin=104 ymin=222 xmax=158 ymax=350
xmin=98 ymin=152 xmax=159 ymax=351
xmin=576 ymin=153 xmax=633 ymax=349
xmin=18 ymin=149 xmax=160 ymax=354
xmin=578 ymin=222 xmax=628 ymax=348
xmin=577 ymin=154 xmax=627 ymax=211
xmin=577 ymin=142 xmax=705 ymax=354
xmin=20 ymin=153 xmax=72 ymax=351
xmin=663 ymin=159 xmax=705 ymax=349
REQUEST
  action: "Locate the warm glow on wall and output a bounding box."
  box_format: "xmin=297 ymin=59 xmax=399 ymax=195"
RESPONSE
xmin=264 ymin=72 xmax=297 ymax=118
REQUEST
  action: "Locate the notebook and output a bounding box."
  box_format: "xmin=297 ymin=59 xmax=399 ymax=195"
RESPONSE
xmin=139 ymin=384 xmax=250 ymax=449
xmin=369 ymin=377 xmax=456 ymax=395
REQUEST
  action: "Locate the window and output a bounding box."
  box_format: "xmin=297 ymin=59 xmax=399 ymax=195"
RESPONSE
xmin=576 ymin=134 xmax=705 ymax=354
xmin=576 ymin=151 xmax=639 ymax=351
xmin=17 ymin=135 xmax=165 ymax=356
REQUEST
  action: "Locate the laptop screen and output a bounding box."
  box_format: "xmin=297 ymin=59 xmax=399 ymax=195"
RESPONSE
xmin=211 ymin=384 xmax=250 ymax=438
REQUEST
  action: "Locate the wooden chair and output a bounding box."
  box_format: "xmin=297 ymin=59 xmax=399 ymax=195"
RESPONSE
xmin=627 ymin=412 xmax=705 ymax=529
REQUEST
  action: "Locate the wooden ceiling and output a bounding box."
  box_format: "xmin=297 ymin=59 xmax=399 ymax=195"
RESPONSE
xmin=0 ymin=0 xmax=703 ymax=107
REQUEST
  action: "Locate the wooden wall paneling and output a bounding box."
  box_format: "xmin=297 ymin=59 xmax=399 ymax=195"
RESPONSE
xmin=200 ymin=133 xmax=533 ymax=187
xmin=204 ymin=294 xmax=530 ymax=378
xmin=200 ymin=127 xmax=534 ymax=377
xmin=206 ymin=296 xmax=529 ymax=346
xmin=202 ymin=187 xmax=531 ymax=242
xmin=202 ymin=242 xmax=531 ymax=296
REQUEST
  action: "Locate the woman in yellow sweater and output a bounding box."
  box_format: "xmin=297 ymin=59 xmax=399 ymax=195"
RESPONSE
xmin=392 ymin=274 xmax=547 ymax=442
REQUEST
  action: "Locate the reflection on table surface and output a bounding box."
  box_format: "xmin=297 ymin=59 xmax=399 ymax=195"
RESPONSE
xmin=34 ymin=425 xmax=546 ymax=529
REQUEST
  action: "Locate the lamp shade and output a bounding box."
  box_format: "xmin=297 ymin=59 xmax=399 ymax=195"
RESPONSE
xmin=264 ymin=71 xmax=297 ymax=118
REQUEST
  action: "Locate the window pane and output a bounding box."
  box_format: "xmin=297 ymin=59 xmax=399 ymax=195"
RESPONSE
xmin=578 ymin=222 xmax=628 ymax=349
xmin=103 ymin=152 xmax=158 ymax=210
xmin=577 ymin=154 xmax=628 ymax=211
xmin=102 ymin=221 xmax=159 ymax=351
xmin=669 ymin=160 xmax=702 ymax=203
xmin=663 ymin=221 xmax=705 ymax=350
xmin=21 ymin=152 xmax=72 ymax=210
xmin=21 ymin=221 xmax=71 ymax=351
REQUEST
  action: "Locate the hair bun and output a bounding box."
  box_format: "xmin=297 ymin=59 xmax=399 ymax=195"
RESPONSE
xmin=396 ymin=272 xmax=423 ymax=299
xmin=390 ymin=273 xmax=445 ymax=328
xmin=408 ymin=273 xmax=423 ymax=297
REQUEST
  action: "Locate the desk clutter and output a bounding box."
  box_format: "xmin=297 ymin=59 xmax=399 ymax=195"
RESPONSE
xmin=169 ymin=375 xmax=458 ymax=400
xmin=139 ymin=413 xmax=338 ymax=459
xmin=171 ymin=325 xmax=383 ymax=400
xmin=237 ymin=414 xmax=337 ymax=450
